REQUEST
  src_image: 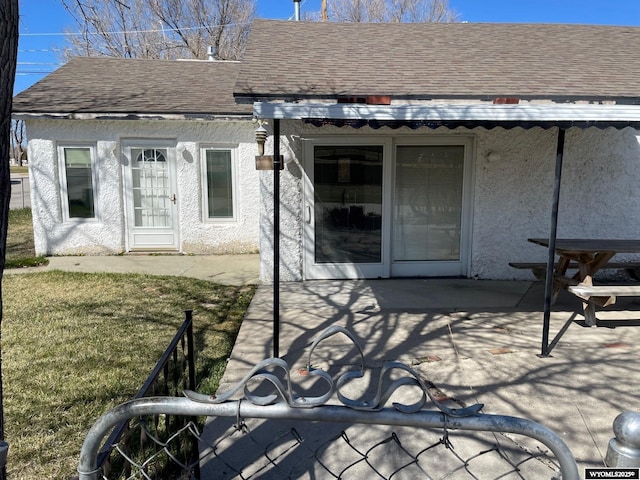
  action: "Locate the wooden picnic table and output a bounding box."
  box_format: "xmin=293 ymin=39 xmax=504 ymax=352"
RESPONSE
xmin=528 ymin=238 xmax=640 ymax=325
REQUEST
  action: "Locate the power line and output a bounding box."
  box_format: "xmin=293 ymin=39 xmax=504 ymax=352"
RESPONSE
xmin=16 ymin=71 xmax=55 ymax=76
xmin=19 ymin=20 xmax=251 ymax=38
xmin=18 ymin=48 xmax=63 ymax=53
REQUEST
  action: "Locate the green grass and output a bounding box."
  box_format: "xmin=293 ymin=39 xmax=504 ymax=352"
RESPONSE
xmin=9 ymin=166 xmax=28 ymax=175
xmin=3 ymin=271 xmax=255 ymax=479
xmin=6 ymin=208 xmax=48 ymax=269
xmin=2 ymin=206 xmax=256 ymax=477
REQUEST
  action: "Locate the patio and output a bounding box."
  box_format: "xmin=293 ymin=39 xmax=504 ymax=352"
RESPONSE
xmin=207 ymin=278 xmax=640 ymax=477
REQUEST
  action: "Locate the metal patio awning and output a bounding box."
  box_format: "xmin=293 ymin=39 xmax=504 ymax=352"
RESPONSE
xmin=254 ymin=102 xmax=640 ymax=130
xmin=256 ymin=101 xmax=640 ymax=357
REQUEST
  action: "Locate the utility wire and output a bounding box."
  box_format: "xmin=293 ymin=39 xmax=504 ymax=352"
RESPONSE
xmin=19 ymin=20 xmax=252 ymax=37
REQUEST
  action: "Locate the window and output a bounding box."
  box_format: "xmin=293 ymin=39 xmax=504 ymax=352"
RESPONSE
xmin=59 ymin=145 xmax=97 ymax=220
xmin=202 ymin=147 xmax=236 ymax=220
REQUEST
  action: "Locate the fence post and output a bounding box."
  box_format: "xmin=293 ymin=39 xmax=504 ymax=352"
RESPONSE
xmin=185 ymin=310 xmax=195 ymax=391
xmin=605 ymin=412 xmax=640 ymax=467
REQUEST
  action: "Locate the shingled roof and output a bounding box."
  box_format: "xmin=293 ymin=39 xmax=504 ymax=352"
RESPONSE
xmin=13 ymin=56 xmax=252 ymax=117
xmin=236 ymin=20 xmax=640 ymax=103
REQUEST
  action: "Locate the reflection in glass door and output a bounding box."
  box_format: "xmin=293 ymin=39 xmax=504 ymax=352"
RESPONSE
xmin=392 ymin=145 xmax=466 ymax=276
xmin=310 ymin=145 xmax=384 ymax=278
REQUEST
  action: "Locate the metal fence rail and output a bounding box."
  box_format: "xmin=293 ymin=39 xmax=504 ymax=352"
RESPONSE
xmin=78 ymin=326 xmax=579 ymax=480
xmin=78 ymin=398 xmax=579 ymax=480
xmin=94 ymin=310 xmax=198 ymax=479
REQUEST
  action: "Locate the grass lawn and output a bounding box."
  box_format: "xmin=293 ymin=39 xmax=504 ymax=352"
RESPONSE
xmin=9 ymin=166 xmax=28 ymax=175
xmin=6 ymin=208 xmax=47 ymax=268
xmin=2 ymin=209 xmax=256 ymax=479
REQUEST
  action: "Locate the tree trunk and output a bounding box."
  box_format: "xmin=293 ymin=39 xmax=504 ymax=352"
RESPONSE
xmin=0 ymin=0 xmax=19 ymax=476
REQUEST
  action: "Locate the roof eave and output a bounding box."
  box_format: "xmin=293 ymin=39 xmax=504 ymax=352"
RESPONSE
xmin=12 ymin=112 xmax=253 ymax=121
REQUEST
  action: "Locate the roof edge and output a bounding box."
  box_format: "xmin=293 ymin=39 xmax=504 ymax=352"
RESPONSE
xmin=12 ymin=112 xmax=253 ymax=122
xmin=254 ymin=102 xmax=640 ymax=123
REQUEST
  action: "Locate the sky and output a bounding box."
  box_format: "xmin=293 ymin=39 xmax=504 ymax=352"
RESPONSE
xmin=15 ymin=0 xmax=640 ymax=95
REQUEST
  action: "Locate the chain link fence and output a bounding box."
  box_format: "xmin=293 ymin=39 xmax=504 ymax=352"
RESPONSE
xmin=77 ymin=326 xmax=579 ymax=480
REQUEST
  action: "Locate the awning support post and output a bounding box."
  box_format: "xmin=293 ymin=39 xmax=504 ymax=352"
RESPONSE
xmin=273 ymin=119 xmax=281 ymax=358
xmin=541 ymin=128 xmax=566 ymax=357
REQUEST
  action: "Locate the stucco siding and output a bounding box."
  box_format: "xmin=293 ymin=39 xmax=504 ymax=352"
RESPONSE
xmin=25 ymin=118 xmax=260 ymax=256
xmin=259 ymin=123 xmax=640 ymax=282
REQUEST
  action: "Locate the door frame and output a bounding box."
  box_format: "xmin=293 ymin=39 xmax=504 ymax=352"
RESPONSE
xmin=122 ymin=138 xmax=180 ymax=252
xmin=303 ymin=134 xmax=475 ymax=280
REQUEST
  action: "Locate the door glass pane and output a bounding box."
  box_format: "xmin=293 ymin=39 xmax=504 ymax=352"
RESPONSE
xmin=131 ymin=148 xmax=171 ymax=228
xmin=394 ymin=145 xmax=464 ymax=261
xmin=314 ymin=145 xmax=383 ymax=264
xmin=206 ymin=149 xmax=233 ymax=218
xmin=64 ymin=147 xmax=94 ymax=218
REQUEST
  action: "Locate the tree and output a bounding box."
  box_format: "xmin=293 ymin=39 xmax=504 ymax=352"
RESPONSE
xmin=10 ymin=120 xmax=24 ymax=167
xmin=326 ymin=0 xmax=457 ymax=22
xmin=61 ymin=0 xmax=256 ymax=61
xmin=0 ymin=0 xmax=18 ymax=477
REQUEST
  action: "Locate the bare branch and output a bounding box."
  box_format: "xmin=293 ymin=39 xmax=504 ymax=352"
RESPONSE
xmin=328 ymin=0 xmax=457 ymax=23
xmin=61 ymin=0 xmax=255 ymax=60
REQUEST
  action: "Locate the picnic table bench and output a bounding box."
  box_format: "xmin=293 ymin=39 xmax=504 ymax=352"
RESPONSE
xmin=521 ymin=239 xmax=640 ymax=326
xmin=509 ymin=261 xmax=640 ymax=279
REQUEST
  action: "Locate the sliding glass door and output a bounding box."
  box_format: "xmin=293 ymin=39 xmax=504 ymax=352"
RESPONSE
xmin=304 ymin=136 xmax=472 ymax=279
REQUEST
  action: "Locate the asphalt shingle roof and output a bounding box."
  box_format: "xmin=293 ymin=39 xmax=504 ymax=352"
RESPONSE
xmin=13 ymin=56 xmax=252 ymax=116
xmin=235 ymin=20 xmax=640 ymax=102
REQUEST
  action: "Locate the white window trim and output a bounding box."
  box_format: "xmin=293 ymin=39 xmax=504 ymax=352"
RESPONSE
xmin=57 ymin=143 xmax=99 ymax=223
xmin=200 ymin=144 xmax=239 ymax=223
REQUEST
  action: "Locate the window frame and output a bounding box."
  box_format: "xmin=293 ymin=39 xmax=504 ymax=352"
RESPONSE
xmin=57 ymin=143 xmax=99 ymax=222
xmin=200 ymin=144 xmax=239 ymax=223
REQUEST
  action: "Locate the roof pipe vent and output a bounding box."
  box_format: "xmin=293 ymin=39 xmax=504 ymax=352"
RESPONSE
xmin=293 ymin=0 xmax=301 ymax=21
xmin=207 ymin=46 xmax=216 ymax=61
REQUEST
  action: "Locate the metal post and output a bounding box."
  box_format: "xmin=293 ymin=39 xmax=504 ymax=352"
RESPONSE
xmin=606 ymin=412 xmax=640 ymax=467
xmin=273 ymin=119 xmax=281 ymax=358
xmin=185 ymin=310 xmax=195 ymax=391
xmin=184 ymin=309 xmax=200 ymax=479
xmin=541 ymin=128 xmax=565 ymax=356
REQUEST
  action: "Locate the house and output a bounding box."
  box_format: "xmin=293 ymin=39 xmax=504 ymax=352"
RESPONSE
xmin=233 ymin=20 xmax=640 ymax=282
xmin=13 ymin=20 xmax=640 ymax=284
xmin=12 ymin=57 xmax=260 ymax=256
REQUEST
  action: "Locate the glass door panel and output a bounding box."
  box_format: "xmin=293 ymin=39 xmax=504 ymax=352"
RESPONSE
xmin=307 ymin=145 xmax=385 ymax=278
xmin=392 ymin=145 xmax=465 ymax=276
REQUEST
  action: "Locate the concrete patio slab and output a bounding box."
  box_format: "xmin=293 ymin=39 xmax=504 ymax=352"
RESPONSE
xmin=204 ymin=278 xmax=640 ymax=479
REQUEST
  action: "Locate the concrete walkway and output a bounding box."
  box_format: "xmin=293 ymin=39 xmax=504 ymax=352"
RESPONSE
xmin=206 ymin=278 xmax=640 ymax=479
xmin=6 ymin=253 xmax=260 ymax=286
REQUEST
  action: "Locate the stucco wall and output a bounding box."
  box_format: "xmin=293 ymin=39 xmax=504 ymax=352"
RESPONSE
xmin=259 ymin=122 xmax=640 ymax=282
xmin=25 ymin=118 xmax=260 ymax=256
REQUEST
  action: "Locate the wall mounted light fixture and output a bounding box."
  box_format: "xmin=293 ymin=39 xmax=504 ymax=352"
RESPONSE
xmin=255 ymin=120 xmax=268 ymax=156
xmin=254 ymin=119 xmax=283 ymax=170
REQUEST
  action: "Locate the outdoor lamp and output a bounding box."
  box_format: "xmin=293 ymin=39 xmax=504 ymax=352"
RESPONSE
xmin=255 ymin=122 xmax=268 ymax=156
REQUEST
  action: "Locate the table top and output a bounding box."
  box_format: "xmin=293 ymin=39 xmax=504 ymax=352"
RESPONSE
xmin=528 ymin=238 xmax=640 ymax=253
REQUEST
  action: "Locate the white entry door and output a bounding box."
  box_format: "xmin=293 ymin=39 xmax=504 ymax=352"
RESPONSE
xmin=123 ymin=140 xmax=179 ymax=251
